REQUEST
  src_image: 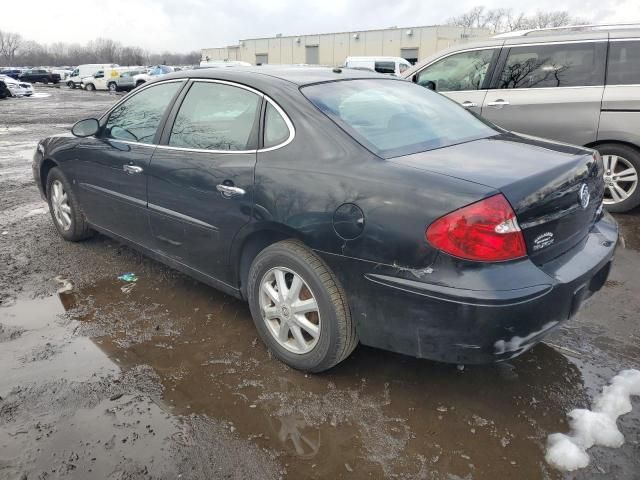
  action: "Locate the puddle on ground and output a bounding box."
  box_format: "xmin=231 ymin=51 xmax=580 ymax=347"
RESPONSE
xmin=3 ymin=274 xmax=619 ymax=479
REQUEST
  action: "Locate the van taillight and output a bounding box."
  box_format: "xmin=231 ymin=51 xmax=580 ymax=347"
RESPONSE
xmin=426 ymin=194 xmax=527 ymax=262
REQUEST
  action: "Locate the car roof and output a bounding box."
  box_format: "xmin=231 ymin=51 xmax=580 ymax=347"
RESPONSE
xmin=160 ymin=65 xmax=392 ymax=87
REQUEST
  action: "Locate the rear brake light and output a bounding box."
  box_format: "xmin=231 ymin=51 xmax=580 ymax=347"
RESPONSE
xmin=426 ymin=194 xmax=527 ymax=262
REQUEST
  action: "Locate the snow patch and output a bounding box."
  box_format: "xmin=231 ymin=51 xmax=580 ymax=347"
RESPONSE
xmin=545 ymin=369 xmax=640 ymax=472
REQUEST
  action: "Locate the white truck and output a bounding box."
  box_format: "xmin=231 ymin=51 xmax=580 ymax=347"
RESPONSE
xmin=82 ymin=66 xmax=142 ymax=92
xmin=67 ymin=64 xmax=119 ymax=89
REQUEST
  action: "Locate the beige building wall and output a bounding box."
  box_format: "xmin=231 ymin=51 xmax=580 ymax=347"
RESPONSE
xmin=201 ymin=25 xmax=490 ymax=66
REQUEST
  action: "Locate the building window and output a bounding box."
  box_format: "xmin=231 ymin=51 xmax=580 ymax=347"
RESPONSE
xmin=401 ymin=48 xmax=419 ymax=65
xmin=256 ymin=54 xmax=268 ymax=65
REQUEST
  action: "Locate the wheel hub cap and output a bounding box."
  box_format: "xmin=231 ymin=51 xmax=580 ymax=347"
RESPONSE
xmin=601 ymin=155 xmax=638 ymax=205
xmin=51 ymin=180 xmax=72 ymax=231
xmin=259 ymin=267 xmax=321 ymax=355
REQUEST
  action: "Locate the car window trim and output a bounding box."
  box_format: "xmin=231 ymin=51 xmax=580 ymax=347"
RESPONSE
xmin=413 ymin=46 xmax=502 ymax=91
xmin=491 ymin=40 xmax=608 ymax=90
xmin=155 ymin=78 xmax=295 ymax=154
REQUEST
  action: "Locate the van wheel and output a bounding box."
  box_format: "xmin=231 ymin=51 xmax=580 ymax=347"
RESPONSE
xmin=597 ymin=143 xmax=640 ymax=213
xmin=85 ymin=83 xmax=95 ymax=91
xmin=67 ymin=81 xmax=75 ymax=89
xmin=108 ymin=82 xmax=117 ymax=92
xmin=247 ymin=240 xmax=358 ymax=372
xmin=46 ymin=168 xmax=93 ymax=242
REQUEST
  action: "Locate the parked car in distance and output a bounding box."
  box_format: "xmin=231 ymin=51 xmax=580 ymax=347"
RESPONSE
xmin=0 ymin=68 xmax=23 ymax=79
xmin=33 ymin=67 xmax=617 ymax=372
xmin=18 ymin=69 xmax=60 ymax=84
xmin=199 ymin=60 xmax=252 ymax=68
xmin=403 ymin=24 xmax=640 ymax=212
xmin=0 ymin=75 xmax=33 ymax=97
xmin=0 ymin=79 xmax=10 ymax=99
xmin=345 ymin=56 xmax=412 ymax=76
xmin=67 ymin=64 xmax=119 ymax=89
xmin=113 ymin=69 xmax=147 ymax=92
xmin=83 ymin=67 xmax=141 ymax=91
xmin=130 ymin=65 xmax=174 ymax=88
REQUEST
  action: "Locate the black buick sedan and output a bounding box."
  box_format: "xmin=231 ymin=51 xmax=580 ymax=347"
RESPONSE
xmin=33 ymin=67 xmax=618 ymax=372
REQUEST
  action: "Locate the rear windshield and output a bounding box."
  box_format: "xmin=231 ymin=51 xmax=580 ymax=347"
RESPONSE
xmin=302 ymin=79 xmax=497 ymax=158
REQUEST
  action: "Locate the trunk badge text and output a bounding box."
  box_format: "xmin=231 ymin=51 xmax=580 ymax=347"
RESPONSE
xmin=533 ymin=232 xmax=555 ymax=251
xmin=579 ymin=184 xmax=590 ymax=210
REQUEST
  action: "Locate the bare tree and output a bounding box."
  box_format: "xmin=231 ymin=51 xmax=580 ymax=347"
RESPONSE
xmin=448 ymin=6 xmax=587 ymax=34
xmin=0 ymin=31 xmax=23 ymax=65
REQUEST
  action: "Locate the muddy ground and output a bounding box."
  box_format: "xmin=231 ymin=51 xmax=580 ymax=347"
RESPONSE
xmin=1 ymin=86 xmax=639 ymax=480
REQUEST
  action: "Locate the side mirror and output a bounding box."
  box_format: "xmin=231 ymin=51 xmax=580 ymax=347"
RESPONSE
xmin=72 ymin=118 xmax=100 ymax=138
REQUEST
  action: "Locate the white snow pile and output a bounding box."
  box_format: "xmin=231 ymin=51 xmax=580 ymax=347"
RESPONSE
xmin=545 ymin=369 xmax=640 ymax=471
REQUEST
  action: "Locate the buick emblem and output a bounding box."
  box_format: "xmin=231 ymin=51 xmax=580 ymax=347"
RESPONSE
xmin=579 ymin=184 xmax=590 ymax=209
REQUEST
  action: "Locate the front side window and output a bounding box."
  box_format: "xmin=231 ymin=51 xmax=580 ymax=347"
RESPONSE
xmin=169 ymin=82 xmax=261 ymax=151
xmin=499 ymin=42 xmax=606 ymax=89
xmin=263 ymin=102 xmax=290 ymax=148
xmin=303 ymin=79 xmax=497 ymax=159
xmin=607 ymin=41 xmax=640 ymax=85
xmin=105 ymin=81 xmax=182 ymax=143
xmin=416 ymin=49 xmax=496 ymax=92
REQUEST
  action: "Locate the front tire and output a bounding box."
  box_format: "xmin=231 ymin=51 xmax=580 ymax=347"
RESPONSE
xmin=67 ymin=81 xmax=75 ymax=89
xmin=597 ymin=143 xmax=640 ymax=213
xmin=46 ymin=168 xmax=92 ymax=242
xmin=247 ymin=240 xmax=357 ymax=372
xmin=85 ymin=83 xmax=95 ymax=91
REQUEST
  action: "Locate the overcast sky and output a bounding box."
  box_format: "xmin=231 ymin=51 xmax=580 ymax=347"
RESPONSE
xmin=2 ymin=0 xmax=639 ymax=52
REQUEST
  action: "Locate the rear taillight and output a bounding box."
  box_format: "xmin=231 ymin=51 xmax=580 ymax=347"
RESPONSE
xmin=426 ymin=194 xmax=526 ymax=262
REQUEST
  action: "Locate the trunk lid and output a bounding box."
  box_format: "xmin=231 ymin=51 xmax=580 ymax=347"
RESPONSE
xmin=391 ymin=133 xmax=604 ymax=264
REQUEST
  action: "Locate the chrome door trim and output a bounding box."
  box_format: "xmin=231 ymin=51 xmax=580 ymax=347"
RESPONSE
xmin=148 ymin=202 xmax=219 ymax=231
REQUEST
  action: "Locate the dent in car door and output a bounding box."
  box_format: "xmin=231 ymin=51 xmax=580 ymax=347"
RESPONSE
xmin=74 ymin=80 xmax=185 ymax=243
xmin=147 ymin=80 xmax=261 ymax=284
xmin=481 ymin=41 xmax=606 ymax=145
xmin=413 ymin=48 xmax=500 ymax=114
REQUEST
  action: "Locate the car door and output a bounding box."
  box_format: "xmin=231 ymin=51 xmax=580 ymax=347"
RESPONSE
xmin=481 ymin=40 xmax=607 ymax=145
xmin=72 ymin=80 xmax=185 ymax=244
xmin=146 ymin=79 xmax=261 ymax=284
xmin=412 ymin=48 xmax=501 ymax=114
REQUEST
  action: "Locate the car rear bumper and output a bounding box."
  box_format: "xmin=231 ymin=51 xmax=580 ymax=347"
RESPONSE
xmin=319 ymin=211 xmax=618 ymax=364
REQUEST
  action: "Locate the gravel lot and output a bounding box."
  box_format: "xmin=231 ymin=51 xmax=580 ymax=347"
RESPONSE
xmin=1 ymin=85 xmax=639 ymax=480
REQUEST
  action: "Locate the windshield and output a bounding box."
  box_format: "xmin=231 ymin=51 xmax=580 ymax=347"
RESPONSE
xmin=302 ymin=79 xmax=498 ymax=158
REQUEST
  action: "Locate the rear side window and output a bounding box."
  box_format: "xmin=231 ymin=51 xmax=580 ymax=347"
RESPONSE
xmin=303 ymin=79 xmax=497 ymax=159
xmin=105 ymin=81 xmax=182 ymax=144
xmin=416 ymin=49 xmax=496 ymax=92
xmin=263 ymin=103 xmax=290 ymax=148
xmin=169 ymin=82 xmax=261 ymax=151
xmin=607 ymin=41 xmax=640 ymax=85
xmin=374 ymin=61 xmax=396 ymax=74
xmin=498 ymin=42 xmax=606 ymax=89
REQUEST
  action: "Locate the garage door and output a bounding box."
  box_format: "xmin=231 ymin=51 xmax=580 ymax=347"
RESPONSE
xmin=256 ymin=54 xmax=268 ymax=65
xmin=306 ymin=46 xmax=319 ymax=65
xmin=401 ymin=48 xmax=419 ymax=65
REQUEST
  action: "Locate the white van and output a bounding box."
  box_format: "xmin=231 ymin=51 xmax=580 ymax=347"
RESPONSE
xmin=344 ymin=56 xmax=412 ymax=76
xmin=67 ymin=64 xmax=119 ymax=89
xmin=82 ymin=66 xmax=141 ymax=92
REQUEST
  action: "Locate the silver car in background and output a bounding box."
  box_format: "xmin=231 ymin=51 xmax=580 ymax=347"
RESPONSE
xmin=403 ymin=24 xmax=640 ymax=212
xmin=114 ymin=69 xmax=147 ymax=92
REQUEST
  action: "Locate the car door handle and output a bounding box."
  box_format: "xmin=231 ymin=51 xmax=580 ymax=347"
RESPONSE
xmin=216 ymin=184 xmax=246 ymax=198
xmin=123 ymin=164 xmax=143 ymax=174
xmin=461 ymin=101 xmax=478 ymax=108
xmin=486 ymin=99 xmax=510 ymax=108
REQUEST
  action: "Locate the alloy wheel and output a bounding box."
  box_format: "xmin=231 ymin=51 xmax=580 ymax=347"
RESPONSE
xmin=51 ymin=179 xmax=72 ymax=231
xmin=259 ymin=267 xmax=321 ymax=354
xmin=602 ymin=155 xmax=638 ymax=205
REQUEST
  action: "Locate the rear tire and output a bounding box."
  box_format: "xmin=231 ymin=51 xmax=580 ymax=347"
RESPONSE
xmin=107 ymin=82 xmax=117 ymax=92
xmin=46 ymin=168 xmax=93 ymax=242
xmin=85 ymin=83 xmax=95 ymax=91
xmin=135 ymin=80 xmax=145 ymax=88
xmin=596 ymin=143 xmax=640 ymax=213
xmin=247 ymin=240 xmax=358 ymax=372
